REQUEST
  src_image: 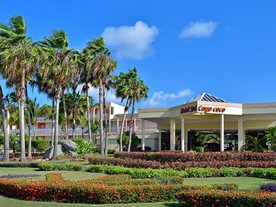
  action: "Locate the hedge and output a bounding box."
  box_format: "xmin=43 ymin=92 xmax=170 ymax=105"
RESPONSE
xmin=114 ymin=151 xmax=276 ymax=162
xmin=177 ymin=190 xmax=276 ymax=207
xmin=0 ymin=172 xmax=238 ymax=204
xmin=88 ymin=156 xmax=276 ymax=169
xmin=87 ymin=165 xmax=276 ymax=179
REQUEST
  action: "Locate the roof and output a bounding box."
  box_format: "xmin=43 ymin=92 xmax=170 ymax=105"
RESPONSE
xmin=186 ymin=92 xmax=228 ymax=103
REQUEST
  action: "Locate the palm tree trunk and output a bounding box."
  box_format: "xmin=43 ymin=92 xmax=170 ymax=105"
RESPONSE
xmin=18 ymin=77 xmax=26 ymax=162
xmin=51 ymin=98 xmax=55 ymax=147
xmin=33 ymin=125 xmax=36 ymax=142
xmin=72 ymin=106 xmax=77 ymax=139
xmin=99 ymin=81 xmax=104 ymax=156
xmin=0 ymin=86 xmax=9 ymax=161
xmin=82 ymin=127 xmax=85 ymax=139
xmin=25 ymin=85 xmax=32 ymax=159
xmin=103 ymin=85 xmax=108 ymax=156
xmin=86 ymin=87 xmax=92 ymax=143
xmin=119 ymin=97 xmax=131 ymax=152
xmin=62 ymin=88 xmax=69 ymax=140
xmin=128 ymin=98 xmax=136 ymax=152
xmin=54 ymin=86 xmax=61 ymax=157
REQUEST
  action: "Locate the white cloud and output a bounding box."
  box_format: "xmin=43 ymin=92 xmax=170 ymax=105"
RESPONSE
xmin=147 ymin=89 xmax=193 ymax=107
xmin=179 ymin=21 xmax=218 ymax=39
xmin=77 ymin=84 xmax=122 ymax=104
xmin=101 ymin=21 xmax=159 ymax=59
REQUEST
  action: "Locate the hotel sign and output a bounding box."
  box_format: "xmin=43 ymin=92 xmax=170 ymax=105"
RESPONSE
xmin=180 ymin=105 xmax=226 ymax=114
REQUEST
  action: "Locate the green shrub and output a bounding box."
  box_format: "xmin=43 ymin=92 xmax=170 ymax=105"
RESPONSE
xmin=88 ymin=165 xmax=186 ymax=178
xmin=219 ymin=167 xmax=244 ymax=177
xmin=32 ymin=137 xmax=50 ymax=152
xmin=195 ymin=147 xmax=204 ymax=152
xmin=185 ymin=167 xmax=217 ymax=178
xmin=75 ymin=140 xmax=95 ymax=157
xmin=38 ymin=162 xmax=84 ymax=171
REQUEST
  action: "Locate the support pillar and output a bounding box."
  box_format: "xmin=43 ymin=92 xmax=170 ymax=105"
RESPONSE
xmin=220 ymin=114 xmax=225 ymax=151
xmin=142 ymin=119 xmax=145 ymax=151
xmin=181 ymin=118 xmax=185 ymax=152
xmin=170 ymin=118 xmax=175 ymax=150
xmin=158 ymin=129 xmax=162 ymax=151
xmin=238 ymin=116 xmax=244 ymax=151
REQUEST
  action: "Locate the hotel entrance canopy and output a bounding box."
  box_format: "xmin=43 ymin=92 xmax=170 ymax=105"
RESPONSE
xmin=138 ymin=92 xmax=276 ymax=152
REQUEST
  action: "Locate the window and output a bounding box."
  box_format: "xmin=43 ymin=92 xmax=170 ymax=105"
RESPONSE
xmin=111 ymin=107 xmax=114 ymax=115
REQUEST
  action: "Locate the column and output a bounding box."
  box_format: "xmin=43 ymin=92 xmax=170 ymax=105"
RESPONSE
xmin=185 ymin=130 xmax=188 ymax=151
xmin=170 ymin=118 xmax=175 ymax=150
xmin=220 ymin=114 xmax=225 ymax=151
xmin=181 ymin=118 xmax=185 ymax=152
xmin=158 ymin=129 xmax=162 ymax=151
xmin=142 ymin=119 xmax=145 ymax=151
xmin=238 ymin=116 xmax=244 ymax=151
xmin=116 ymin=119 xmax=119 ymax=132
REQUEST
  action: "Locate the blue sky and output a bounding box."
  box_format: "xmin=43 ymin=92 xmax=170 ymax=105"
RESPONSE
xmin=1 ymin=0 xmax=276 ymax=110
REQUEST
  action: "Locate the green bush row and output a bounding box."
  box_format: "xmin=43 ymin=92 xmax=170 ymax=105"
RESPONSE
xmin=88 ymin=165 xmax=276 ymax=179
xmin=38 ymin=162 xmax=84 ymax=171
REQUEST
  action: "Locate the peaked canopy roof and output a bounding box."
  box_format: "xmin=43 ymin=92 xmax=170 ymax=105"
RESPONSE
xmin=186 ymin=92 xmax=228 ymax=103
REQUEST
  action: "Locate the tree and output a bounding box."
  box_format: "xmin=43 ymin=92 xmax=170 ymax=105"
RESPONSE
xmin=113 ymin=69 xmax=135 ymax=151
xmin=89 ymin=37 xmax=116 ymax=156
xmin=116 ymin=131 xmax=141 ymax=151
xmin=241 ymin=135 xmax=266 ymax=152
xmin=0 ymin=16 xmax=38 ymax=162
xmin=0 ymin=86 xmax=9 ymax=161
xmin=265 ymin=126 xmax=276 ymax=152
xmin=27 ymin=98 xmax=39 ymax=156
xmin=37 ymin=30 xmax=74 ymax=157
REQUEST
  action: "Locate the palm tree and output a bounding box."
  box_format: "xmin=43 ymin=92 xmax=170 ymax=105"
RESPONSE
xmin=127 ymin=69 xmax=148 ymax=152
xmin=87 ymin=37 xmax=116 ymax=156
xmin=37 ymin=30 xmax=73 ymax=157
xmin=265 ymin=127 xmax=276 ymax=152
xmin=0 ymin=16 xmax=38 ymax=162
xmin=0 ymin=86 xmax=9 ymax=161
xmin=241 ymin=135 xmax=266 ymax=152
xmin=114 ymin=69 xmax=135 ymax=151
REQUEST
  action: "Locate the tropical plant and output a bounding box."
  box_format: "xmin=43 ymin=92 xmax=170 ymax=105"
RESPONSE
xmin=88 ymin=37 xmax=116 ymax=156
xmin=265 ymin=126 xmax=276 ymax=152
xmin=0 ymin=16 xmax=39 ymax=161
xmin=37 ymin=30 xmax=74 ymax=158
xmin=31 ymin=137 xmax=50 ymax=152
xmin=240 ymin=135 xmax=266 ymax=152
xmin=116 ymin=131 xmax=141 ymax=151
xmin=127 ymin=68 xmax=148 ymax=152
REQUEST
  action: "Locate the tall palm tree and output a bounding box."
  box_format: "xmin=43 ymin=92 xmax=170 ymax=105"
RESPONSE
xmin=81 ymin=38 xmax=103 ymax=144
xmin=88 ymin=37 xmax=116 ymax=156
xmin=0 ymin=86 xmax=9 ymax=161
xmin=0 ymin=16 xmax=38 ymax=162
xmin=265 ymin=126 xmax=276 ymax=152
xmin=113 ymin=69 xmax=135 ymax=151
xmin=127 ymin=69 xmax=148 ymax=152
xmin=37 ymin=30 xmax=73 ymax=157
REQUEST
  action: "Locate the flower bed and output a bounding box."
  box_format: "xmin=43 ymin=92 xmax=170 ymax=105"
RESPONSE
xmin=260 ymin=183 xmax=276 ymax=192
xmin=114 ymin=151 xmax=276 ymax=162
xmin=0 ymin=172 xmax=238 ymax=204
xmin=177 ymin=190 xmax=276 ymax=207
xmin=88 ymin=156 xmax=276 ymax=169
